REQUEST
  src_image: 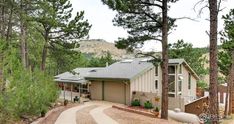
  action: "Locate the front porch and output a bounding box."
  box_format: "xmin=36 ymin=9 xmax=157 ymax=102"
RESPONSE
xmin=57 ymin=82 xmax=90 ymax=102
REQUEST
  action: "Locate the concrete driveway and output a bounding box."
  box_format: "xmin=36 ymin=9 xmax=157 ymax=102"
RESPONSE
xmin=55 ymin=101 xmax=178 ymax=124
xmin=55 ymin=101 xmax=121 ymax=124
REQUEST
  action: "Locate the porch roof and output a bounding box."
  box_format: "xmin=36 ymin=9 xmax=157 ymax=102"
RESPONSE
xmin=54 ymin=67 xmax=104 ymax=84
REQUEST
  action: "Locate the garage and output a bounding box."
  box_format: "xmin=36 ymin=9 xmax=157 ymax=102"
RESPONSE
xmin=104 ymin=81 xmax=126 ymax=104
xmin=90 ymin=81 xmax=130 ymax=105
xmin=90 ymin=81 xmax=103 ymax=100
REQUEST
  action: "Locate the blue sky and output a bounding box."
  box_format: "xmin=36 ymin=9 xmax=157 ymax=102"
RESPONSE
xmin=71 ymin=0 xmax=234 ymax=51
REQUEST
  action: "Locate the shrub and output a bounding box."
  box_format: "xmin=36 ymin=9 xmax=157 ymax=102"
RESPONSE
xmin=154 ymin=106 xmax=160 ymax=112
xmin=40 ymin=107 xmax=47 ymax=117
xmin=131 ymin=99 xmax=141 ymax=106
xmin=0 ymin=66 xmax=59 ymax=123
xmin=64 ymin=100 xmax=68 ymax=106
xmin=144 ymin=101 xmax=153 ymax=109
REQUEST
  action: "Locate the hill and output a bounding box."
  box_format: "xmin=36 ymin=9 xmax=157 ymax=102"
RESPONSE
xmin=75 ymin=39 xmax=135 ymax=60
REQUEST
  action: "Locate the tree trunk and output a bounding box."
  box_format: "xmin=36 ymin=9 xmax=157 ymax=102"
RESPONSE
xmin=6 ymin=4 xmax=13 ymax=42
xmin=0 ymin=0 xmax=6 ymax=38
xmin=228 ymin=50 xmax=234 ymax=115
xmin=20 ymin=21 xmax=28 ymax=68
xmin=20 ymin=0 xmax=28 ymax=68
xmin=41 ymin=42 xmax=48 ymax=71
xmin=160 ymin=0 xmax=169 ymax=119
xmin=224 ymin=76 xmax=229 ymax=118
xmin=208 ymin=0 xmax=219 ymax=123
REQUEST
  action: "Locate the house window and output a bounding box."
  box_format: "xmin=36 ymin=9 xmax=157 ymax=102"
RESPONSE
xmin=179 ymin=64 xmax=182 ymax=74
xmin=155 ymin=80 xmax=158 ymax=89
xmin=169 ymin=75 xmax=175 ymax=92
xmin=168 ymin=66 xmax=175 ymax=74
xmin=188 ymin=73 xmax=191 ymax=90
xmin=155 ymin=66 xmax=158 ymax=76
xmin=178 ymin=80 xmax=182 ymax=92
xmin=168 ymin=65 xmax=176 ymax=97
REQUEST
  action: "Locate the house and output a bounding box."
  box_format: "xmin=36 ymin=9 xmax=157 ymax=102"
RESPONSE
xmin=55 ymin=58 xmax=199 ymax=110
xmin=85 ymin=58 xmax=199 ymax=109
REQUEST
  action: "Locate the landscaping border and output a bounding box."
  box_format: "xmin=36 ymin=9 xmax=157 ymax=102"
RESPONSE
xmin=112 ymin=105 xmax=157 ymax=118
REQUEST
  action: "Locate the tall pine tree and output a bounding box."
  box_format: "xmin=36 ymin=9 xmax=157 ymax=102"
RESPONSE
xmin=33 ymin=0 xmax=91 ymax=71
xmin=102 ymin=0 xmax=178 ymax=119
xmin=219 ymin=8 xmax=234 ymax=117
xmin=208 ymin=0 xmax=219 ymax=123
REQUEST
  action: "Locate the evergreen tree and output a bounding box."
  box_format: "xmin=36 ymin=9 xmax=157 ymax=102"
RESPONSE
xmin=208 ymin=0 xmax=219 ymax=122
xmin=33 ymin=0 xmax=91 ymax=70
xmin=88 ymin=52 xmax=116 ymax=67
xmin=219 ymin=8 xmax=234 ymax=117
xmin=102 ymin=0 xmax=178 ymax=119
xmin=169 ymin=40 xmax=208 ymax=77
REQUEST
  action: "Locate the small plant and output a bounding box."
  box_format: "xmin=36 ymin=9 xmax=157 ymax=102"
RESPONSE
xmin=40 ymin=107 xmax=47 ymax=117
xmin=154 ymin=106 xmax=160 ymax=112
xmin=152 ymin=106 xmax=160 ymax=117
xmin=64 ymin=100 xmax=68 ymax=106
xmin=131 ymin=99 xmax=141 ymax=106
xmin=144 ymin=101 xmax=153 ymax=109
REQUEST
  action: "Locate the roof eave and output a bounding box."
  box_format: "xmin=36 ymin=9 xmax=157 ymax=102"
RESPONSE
xmin=85 ymin=77 xmax=130 ymax=81
xmin=182 ymin=62 xmax=200 ymax=80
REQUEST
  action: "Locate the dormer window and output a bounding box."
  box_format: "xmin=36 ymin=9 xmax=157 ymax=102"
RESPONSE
xmin=168 ymin=66 xmax=175 ymax=74
xmin=188 ymin=73 xmax=191 ymax=90
xmin=155 ymin=66 xmax=158 ymax=76
xmin=155 ymin=80 xmax=158 ymax=89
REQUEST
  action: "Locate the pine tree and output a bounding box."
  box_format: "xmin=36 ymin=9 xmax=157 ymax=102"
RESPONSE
xmin=102 ymin=0 xmax=178 ymax=119
xmin=208 ymin=0 xmax=219 ymax=123
xmin=219 ymin=8 xmax=234 ymax=117
xmin=33 ymin=0 xmax=91 ymax=71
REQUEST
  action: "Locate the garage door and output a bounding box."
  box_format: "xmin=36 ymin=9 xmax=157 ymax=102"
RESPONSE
xmin=90 ymin=81 xmax=102 ymax=100
xmin=104 ymin=82 xmax=125 ymax=104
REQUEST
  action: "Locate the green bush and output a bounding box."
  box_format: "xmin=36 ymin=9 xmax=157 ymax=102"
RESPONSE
xmin=0 ymin=66 xmax=59 ymax=123
xmin=144 ymin=101 xmax=153 ymax=109
xmin=154 ymin=106 xmax=160 ymax=112
xmin=197 ymin=80 xmax=208 ymax=90
xmin=131 ymin=99 xmax=141 ymax=106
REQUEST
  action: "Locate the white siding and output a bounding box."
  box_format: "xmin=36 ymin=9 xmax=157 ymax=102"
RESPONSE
xmin=130 ymin=64 xmax=197 ymax=103
xmin=130 ymin=68 xmax=156 ymax=94
xmin=180 ymin=65 xmax=197 ymax=103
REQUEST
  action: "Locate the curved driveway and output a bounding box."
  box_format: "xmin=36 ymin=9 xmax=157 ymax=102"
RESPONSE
xmin=55 ymin=101 xmax=119 ymax=124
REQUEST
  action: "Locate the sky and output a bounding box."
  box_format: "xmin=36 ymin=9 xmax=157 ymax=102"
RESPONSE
xmin=71 ymin=0 xmax=234 ymax=52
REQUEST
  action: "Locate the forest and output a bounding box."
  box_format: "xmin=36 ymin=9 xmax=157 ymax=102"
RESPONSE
xmin=0 ymin=0 xmax=115 ymax=123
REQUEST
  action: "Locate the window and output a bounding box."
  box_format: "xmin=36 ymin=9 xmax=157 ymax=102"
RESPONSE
xmin=178 ymin=80 xmax=182 ymax=92
xmin=179 ymin=64 xmax=182 ymax=74
xmin=168 ymin=75 xmax=175 ymax=92
xmin=155 ymin=80 xmax=158 ymax=89
xmin=168 ymin=66 xmax=175 ymax=74
xmin=188 ymin=73 xmax=191 ymax=89
xmin=155 ymin=66 xmax=158 ymax=76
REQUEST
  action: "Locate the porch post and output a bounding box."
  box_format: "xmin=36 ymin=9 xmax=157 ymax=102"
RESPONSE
xmin=87 ymin=82 xmax=90 ymax=92
xmin=79 ymin=84 xmax=81 ymax=97
xmin=63 ymin=83 xmax=66 ymax=101
xmin=71 ymin=83 xmax=73 ymax=102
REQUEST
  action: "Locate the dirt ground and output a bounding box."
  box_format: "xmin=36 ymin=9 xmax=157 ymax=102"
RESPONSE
xmin=104 ymin=108 xmax=181 ymax=124
xmin=76 ymin=105 xmax=98 ymax=124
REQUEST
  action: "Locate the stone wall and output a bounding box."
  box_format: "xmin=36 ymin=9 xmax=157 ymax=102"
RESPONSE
xmin=168 ymin=97 xmax=185 ymax=111
xmin=132 ymin=91 xmax=185 ymax=111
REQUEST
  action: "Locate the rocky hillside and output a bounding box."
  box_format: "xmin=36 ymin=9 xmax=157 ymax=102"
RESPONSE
xmin=74 ymin=39 xmax=135 ymax=60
